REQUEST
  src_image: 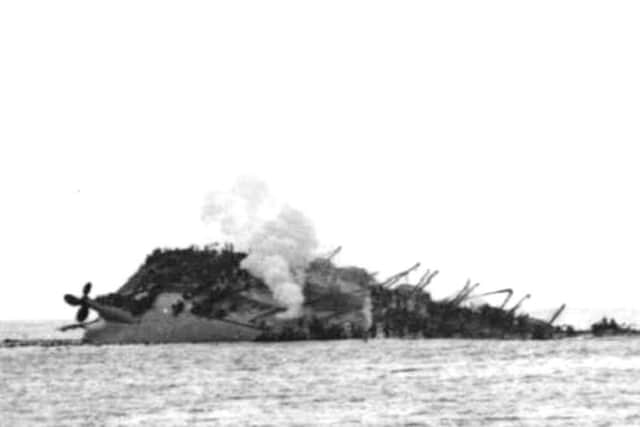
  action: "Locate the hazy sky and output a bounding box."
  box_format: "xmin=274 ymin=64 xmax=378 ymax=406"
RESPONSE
xmin=1 ymin=2 xmax=639 ymax=326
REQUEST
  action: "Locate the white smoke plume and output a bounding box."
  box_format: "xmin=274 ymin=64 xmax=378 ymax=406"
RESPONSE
xmin=361 ymin=295 xmax=373 ymax=332
xmin=202 ymin=177 xmax=319 ymax=317
xmin=202 ymin=176 xmax=272 ymax=241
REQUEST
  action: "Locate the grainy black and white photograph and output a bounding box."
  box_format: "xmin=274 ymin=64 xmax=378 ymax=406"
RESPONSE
xmin=1 ymin=2 xmax=639 ymax=426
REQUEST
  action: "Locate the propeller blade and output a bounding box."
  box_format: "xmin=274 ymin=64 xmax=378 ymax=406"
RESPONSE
xmin=82 ymin=282 xmax=92 ymax=297
xmin=64 ymin=294 xmax=82 ymax=306
xmin=76 ymin=305 xmax=90 ymax=322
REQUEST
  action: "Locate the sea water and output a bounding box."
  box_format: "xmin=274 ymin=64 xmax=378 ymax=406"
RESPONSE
xmin=1 ymin=322 xmax=639 ymax=426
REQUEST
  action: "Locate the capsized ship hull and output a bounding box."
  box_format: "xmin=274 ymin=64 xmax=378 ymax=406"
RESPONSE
xmin=63 ymin=246 xmax=566 ymax=343
xmin=83 ymin=294 xmax=263 ymax=343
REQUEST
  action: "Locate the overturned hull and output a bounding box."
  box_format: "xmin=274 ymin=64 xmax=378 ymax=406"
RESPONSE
xmin=63 ymin=246 xmax=565 ymax=344
xmin=83 ymin=294 xmax=263 ymax=344
xmin=84 ymin=318 xmax=261 ymax=344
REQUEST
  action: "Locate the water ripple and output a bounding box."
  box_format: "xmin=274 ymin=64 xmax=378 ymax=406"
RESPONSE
xmin=2 ymin=336 xmax=640 ymax=426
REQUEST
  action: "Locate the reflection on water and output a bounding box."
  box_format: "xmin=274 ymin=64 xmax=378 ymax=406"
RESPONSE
xmin=1 ymin=323 xmax=639 ymax=426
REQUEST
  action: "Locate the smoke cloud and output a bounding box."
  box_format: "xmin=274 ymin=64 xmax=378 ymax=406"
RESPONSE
xmin=361 ymin=295 xmax=373 ymax=331
xmin=202 ymin=177 xmax=319 ymax=317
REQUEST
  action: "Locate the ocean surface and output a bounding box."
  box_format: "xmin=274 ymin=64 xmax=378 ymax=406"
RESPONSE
xmin=1 ymin=322 xmax=639 ymax=426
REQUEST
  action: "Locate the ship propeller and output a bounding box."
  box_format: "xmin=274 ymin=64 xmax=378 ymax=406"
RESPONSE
xmin=63 ymin=282 xmax=93 ymax=322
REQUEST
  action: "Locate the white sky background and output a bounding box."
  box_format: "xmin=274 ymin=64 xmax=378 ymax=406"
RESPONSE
xmin=1 ymin=2 xmax=639 ymax=326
